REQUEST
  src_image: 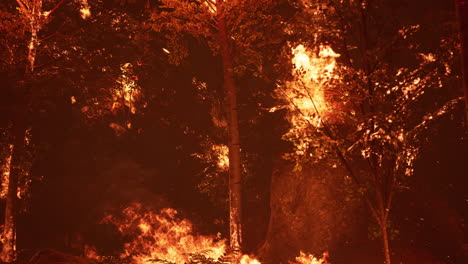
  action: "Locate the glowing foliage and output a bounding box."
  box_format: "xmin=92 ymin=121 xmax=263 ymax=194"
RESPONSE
xmin=0 ymin=145 xmax=13 ymax=199
xmin=114 ymin=62 xmax=141 ymax=115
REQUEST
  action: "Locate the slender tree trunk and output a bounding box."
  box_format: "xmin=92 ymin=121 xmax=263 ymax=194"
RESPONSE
xmin=380 ymin=218 xmax=391 ymax=264
xmin=217 ymin=0 xmax=243 ymax=255
xmin=456 ymin=0 xmax=468 ymax=130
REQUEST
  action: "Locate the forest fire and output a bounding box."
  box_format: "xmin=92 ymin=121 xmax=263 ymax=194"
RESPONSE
xmin=100 ymin=203 xmax=226 ymax=264
xmin=0 ymin=0 xmax=465 ymax=264
xmin=96 ymin=203 xmax=326 ymax=264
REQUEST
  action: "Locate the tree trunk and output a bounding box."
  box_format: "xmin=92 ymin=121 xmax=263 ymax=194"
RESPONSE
xmin=217 ymin=0 xmax=243 ymax=254
xmin=381 ymin=219 xmax=391 ymax=264
xmin=0 ymin=119 xmax=26 ymax=263
xmin=456 ymin=0 xmax=468 ymax=130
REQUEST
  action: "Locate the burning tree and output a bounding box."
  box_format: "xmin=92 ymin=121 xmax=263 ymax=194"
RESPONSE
xmin=273 ymin=0 xmax=462 ymax=263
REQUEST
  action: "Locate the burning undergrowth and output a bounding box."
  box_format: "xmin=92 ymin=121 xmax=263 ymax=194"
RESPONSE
xmin=98 ymin=203 xmax=225 ymax=264
xmin=92 ymin=203 xmax=328 ymax=264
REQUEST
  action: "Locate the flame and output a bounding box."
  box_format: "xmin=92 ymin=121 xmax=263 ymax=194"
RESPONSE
xmin=99 ymin=203 xmax=328 ymax=264
xmin=241 ymin=255 xmax=262 ymax=264
xmin=193 ymin=143 xmax=229 ymax=171
xmin=79 ymin=0 xmax=91 ymax=20
xmin=212 ymin=144 xmax=229 ymax=170
xmin=283 ymin=44 xmax=340 ymax=128
xmin=292 ymin=251 xmax=329 ymax=264
xmin=101 ymin=203 xmax=226 ymax=264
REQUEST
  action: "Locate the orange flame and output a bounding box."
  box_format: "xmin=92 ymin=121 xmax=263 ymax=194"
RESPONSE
xmin=101 ymin=203 xmax=226 ymax=263
xmin=286 ymin=44 xmax=340 ymax=128
xmin=292 ymin=251 xmax=329 ymax=264
xmin=100 ymin=204 xmax=328 ymax=264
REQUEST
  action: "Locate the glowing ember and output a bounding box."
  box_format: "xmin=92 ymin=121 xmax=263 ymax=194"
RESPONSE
xmin=84 ymin=245 xmax=100 ymax=261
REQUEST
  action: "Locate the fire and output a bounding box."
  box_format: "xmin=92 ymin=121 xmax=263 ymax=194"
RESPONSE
xmin=292 ymin=251 xmax=329 ymax=264
xmin=99 ymin=203 xmax=328 ymax=264
xmin=193 ymin=142 xmax=229 ymax=171
xmin=277 ymin=44 xmax=340 ymax=128
xmin=78 ymin=0 xmax=91 ymax=20
xmin=101 ymin=203 xmax=226 ymax=264
xmin=212 ymin=144 xmax=229 ymax=170
xmin=240 ymin=255 xmax=262 ymax=264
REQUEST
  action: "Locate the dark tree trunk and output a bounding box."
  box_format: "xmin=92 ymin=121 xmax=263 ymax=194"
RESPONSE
xmin=217 ymin=0 xmax=243 ymax=255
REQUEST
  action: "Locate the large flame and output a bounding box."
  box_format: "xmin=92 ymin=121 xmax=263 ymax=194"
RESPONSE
xmin=101 ymin=203 xmax=226 ymax=263
xmin=99 ymin=203 xmax=327 ymax=264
